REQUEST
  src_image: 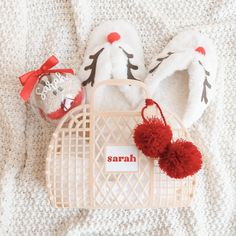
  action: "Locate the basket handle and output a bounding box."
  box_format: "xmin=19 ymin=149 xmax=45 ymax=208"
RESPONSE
xmin=90 ymin=79 xmax=150 ymax=109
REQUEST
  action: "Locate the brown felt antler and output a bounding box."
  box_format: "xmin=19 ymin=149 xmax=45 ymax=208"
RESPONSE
xmin=119 ymin=47 xmax=139 ymax=80
xmin=199 ymin=61 xmax=211 ymax=104
xmin=149 ymin=52 xmax=174 ymax=73
xmin=82 ymin=48 xmax=104 ymax=87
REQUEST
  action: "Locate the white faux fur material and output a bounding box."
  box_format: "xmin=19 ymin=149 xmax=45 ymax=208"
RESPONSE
xmin=79 ymin=20 xmax=147 ymax=110
xmin=145 ymin=31 xmax=217 ymax=127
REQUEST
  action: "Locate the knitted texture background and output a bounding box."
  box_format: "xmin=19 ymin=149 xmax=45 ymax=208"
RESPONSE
xmin=0 ymin=0 xmax=236 ymax=235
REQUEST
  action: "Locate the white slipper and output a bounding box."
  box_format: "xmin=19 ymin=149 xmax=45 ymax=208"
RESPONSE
xmin=145 ymin=31 xmax=217 ymax=128
xmin=79 ymin=20 xmax=146 ymax=110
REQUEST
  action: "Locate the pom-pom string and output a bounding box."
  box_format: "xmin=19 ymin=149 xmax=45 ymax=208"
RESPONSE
xmin=141 ymin=98 xmax=167 ymax=126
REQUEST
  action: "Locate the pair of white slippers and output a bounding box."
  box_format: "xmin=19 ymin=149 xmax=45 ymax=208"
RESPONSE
xmin=79 ymin=20 xmax=217 ymax=128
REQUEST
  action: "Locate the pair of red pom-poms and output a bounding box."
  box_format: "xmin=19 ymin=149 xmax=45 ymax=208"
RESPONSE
xmin=133 ymin=99 xmax=202 ymax=179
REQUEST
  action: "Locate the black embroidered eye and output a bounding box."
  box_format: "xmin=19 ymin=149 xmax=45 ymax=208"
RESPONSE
xmin=82 ymin=48 xmax=104 ymax=87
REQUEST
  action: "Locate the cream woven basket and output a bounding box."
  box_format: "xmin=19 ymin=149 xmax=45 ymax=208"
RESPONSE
xmin=46 ymin=79 xmax=196 ymax=209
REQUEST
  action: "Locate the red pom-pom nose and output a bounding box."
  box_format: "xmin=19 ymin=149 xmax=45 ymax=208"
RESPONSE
xmin=195 ymin=46 xmax=206 ymax=56
xmin=107 ymin=32 xmax=121 ymax=44
xmin=158 ymin=140 xmax=202 ymax=179
xmin=134 ymin=99 xmax=172 ymax=158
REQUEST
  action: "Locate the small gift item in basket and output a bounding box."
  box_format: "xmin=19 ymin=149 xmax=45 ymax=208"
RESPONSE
xmin=46 ymin=79 xmax=201 ymax=209
xmin=19 ymin=55 xmax=84 ymax=123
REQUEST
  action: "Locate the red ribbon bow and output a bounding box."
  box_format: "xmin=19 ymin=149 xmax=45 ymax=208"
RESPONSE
xmin=19 ymin=55 xmax=74 ymax=102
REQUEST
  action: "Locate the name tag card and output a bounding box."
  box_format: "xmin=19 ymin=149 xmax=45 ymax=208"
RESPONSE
xmin=105 ymin=146 xmax=138 ymax=172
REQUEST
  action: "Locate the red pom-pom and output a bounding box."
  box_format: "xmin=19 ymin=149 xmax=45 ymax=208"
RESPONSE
xmin=158 ymin=140 xmax=202 ymax=179
xmin=195 ymin=46 xmax=206 ymax=56
xmin=107 ymin=32 xmax=121 ymax=44
xmin=134 ymin=118 xmax=172 ymax=158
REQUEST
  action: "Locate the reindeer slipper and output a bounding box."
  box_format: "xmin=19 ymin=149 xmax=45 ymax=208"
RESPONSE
xmin=145 ymin=31 xmax=217 ymax=128
xmin=79 ymin=20 xmax=146 ymax=110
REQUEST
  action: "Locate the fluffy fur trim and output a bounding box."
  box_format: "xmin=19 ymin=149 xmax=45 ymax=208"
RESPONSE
xmin=145 ymin=31 xmax=217 ymax=127
xmin=79 ymin=20 xmax=147 ymax=110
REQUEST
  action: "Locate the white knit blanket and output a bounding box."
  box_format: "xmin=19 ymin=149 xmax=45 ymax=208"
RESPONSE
xmin=0 ymin=0 xmax=235 ymax=235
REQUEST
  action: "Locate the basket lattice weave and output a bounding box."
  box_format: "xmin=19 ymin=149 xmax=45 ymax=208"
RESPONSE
xmin=46 ymin=80 xmax=196 ymax=208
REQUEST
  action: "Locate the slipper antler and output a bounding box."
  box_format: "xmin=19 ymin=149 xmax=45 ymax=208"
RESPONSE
xmin=199 ymin=60 xmax=211 ymax=104
xmin=82 ymin=48 xmax=104 ymax=87
xmin=119 ymin=46 xmax=139 ymax=80
xmin=149 ymin=52 xmax=174 ymax=73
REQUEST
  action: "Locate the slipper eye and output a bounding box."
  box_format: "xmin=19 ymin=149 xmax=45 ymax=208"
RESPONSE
xmin=107 ymin=32 xmax=121 ymax=44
